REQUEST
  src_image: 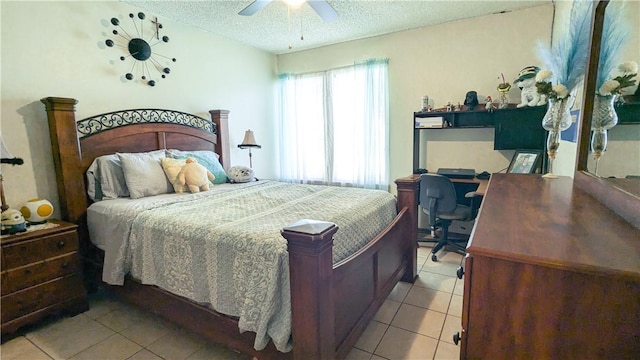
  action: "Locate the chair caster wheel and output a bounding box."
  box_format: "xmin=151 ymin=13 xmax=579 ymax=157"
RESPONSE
xmin=431 ymin=254 xmax=438 ymax=262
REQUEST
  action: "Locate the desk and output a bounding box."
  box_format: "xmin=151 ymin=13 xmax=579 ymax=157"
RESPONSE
xmin=405 ymin=174 xmax=488 ymax=196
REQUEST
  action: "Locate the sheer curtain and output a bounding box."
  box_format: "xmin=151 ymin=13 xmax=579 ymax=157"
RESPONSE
xmin=277 ymin=59 xmax=389 ymax=190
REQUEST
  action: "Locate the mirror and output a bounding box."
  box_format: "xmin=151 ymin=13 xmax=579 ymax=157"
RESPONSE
xmin=575 ymin=0 xmax=640 ymax=228
xmin=584 ymin=0 xmax=640 ymax=179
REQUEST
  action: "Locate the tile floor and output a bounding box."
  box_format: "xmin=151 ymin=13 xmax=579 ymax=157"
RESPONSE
xmin=1 ymin=243 xmax=463 ymax=360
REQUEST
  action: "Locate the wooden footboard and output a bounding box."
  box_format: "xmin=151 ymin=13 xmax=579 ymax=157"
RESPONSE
xmin=281 ymin=204 xmax=415 ymax=359
xmin=41 ymin=97 xmax=420 ymax=360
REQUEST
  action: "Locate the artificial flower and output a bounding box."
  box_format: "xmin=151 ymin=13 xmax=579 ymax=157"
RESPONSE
xmin=536 ymin=1 xmax=592 ymax=97
xmin=552 ymin=84 xmax=569 ymax=99
xmin=535 ymin=70 xmax=570 ymax=100
xmin=597 ymin=60 xmax=638 ymax=96
xmin=619 ymin=61 xmax=638 ymax=74
xmin=535 ymin=70 xmax=553 ymax=83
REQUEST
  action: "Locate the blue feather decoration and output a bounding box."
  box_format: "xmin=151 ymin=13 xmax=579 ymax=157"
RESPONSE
xmin=537 ymin=0 xmax=593 ymax=92
xmin=596 ymin=0 xmax=629 ymax=90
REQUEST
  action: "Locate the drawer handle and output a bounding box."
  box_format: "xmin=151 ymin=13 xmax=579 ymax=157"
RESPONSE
xmin=456 ymin=266 xmax=464 ymax=279
xmin=61 ymin=262 xmax=69 ymax=269
xmin=453 ymin=331 xmax=461 ymax=345
xmin=24 ymin=269 xmax=32 ymax=275
xmin=57 ymin=240 xmax=66 ymax=248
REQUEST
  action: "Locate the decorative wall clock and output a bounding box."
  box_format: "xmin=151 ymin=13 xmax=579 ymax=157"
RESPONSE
xmin=105 ymin=12 xmax=176 ymax=87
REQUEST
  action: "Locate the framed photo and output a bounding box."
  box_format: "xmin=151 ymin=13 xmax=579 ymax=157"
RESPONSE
xmin=507 ymin=149 xmax=542 ymax=174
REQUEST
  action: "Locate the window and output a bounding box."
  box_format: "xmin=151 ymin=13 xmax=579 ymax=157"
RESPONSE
xmin=277 ymin=59 xmax=389 ymax=190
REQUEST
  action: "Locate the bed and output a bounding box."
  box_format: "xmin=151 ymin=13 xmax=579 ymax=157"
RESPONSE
xmin=41 ymin=97 xmax=421 ymax=360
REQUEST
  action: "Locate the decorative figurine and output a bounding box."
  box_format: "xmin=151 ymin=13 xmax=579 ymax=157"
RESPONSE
xmin=464 ymin=91 xmax=479 ymax=110
xmin=514 ymin=66 xmax=546 ymax=107
xmin=454 ymin=102 xmax=461 ymax=111
xmin=497 ymin=73 xmax=512 ymax=109
xmin=1 ymin=208 xmax=28 ymax=235
xmin=446 ymin=102 xmax=453 ymax=112
xmin=485 ymin=96 xmax=495 ymax=112
xmin=421 ymin=95 xmax=429 ymax=112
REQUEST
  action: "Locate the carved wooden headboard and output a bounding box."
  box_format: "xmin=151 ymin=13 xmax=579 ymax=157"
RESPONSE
xmin=41 ymin=97 xmax=230 ymax=226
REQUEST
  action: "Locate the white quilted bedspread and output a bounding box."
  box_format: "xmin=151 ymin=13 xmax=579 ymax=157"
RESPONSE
xmin=88 ymin=180 xmax=397 ymax=352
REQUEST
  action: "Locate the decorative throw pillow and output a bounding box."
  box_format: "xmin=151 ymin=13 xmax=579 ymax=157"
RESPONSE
xmin=166 ymin=149 xmax=229 ymax=184
xmin=160 ymin=158 xmax=189 ymax=193
xmin=227 ymin=166 xmax=255 ymax=183
xmin=118 ymin=151 xmax=172 ymax=199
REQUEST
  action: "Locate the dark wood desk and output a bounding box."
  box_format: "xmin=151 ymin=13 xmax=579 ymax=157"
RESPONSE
xmin=460 ymin=174 xmax=640 ymax=359
xmin=404 ymin=173 xmax=488 ymax=196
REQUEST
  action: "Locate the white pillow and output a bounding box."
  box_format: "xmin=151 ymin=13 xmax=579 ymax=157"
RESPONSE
xmin=86 ymin=150 xmax=167 ymax=201
xmin=118 ymin=151 xmax=172 ymax=199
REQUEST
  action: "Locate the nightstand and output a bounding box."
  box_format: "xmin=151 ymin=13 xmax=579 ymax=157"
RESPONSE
xmin=1 ymin=219 xmax=88 ymax=336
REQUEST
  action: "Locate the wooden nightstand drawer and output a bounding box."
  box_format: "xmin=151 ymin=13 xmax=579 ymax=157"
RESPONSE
xmin=1 ymin=273 xmax=85 ymax=323
xmin=2 ymin=231 xmax=78 ymax=270
xmin=1 ymin=253 xmax=80 ymax=294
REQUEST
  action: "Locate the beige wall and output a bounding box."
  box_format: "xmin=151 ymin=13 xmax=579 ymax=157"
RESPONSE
xmin=1 ymin=1 xmax=277 ymax=216
xmin=278 ymin=5 xmax=555 ymax=192
xmin=2 ymin=1 xmax=637 ymax=217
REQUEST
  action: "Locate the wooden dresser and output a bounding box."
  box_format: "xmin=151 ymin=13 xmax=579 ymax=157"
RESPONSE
xmin=459 ymin=174 xmax=640 ymax=359
xmin=1 ymin=219 xmax=88 ymax=336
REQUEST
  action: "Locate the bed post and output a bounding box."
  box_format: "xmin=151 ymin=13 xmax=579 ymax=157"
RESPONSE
xmin=395 ymin=175 xmax=420 ymax=282
xmin=209 ymin=110 xmax=230 ymax=171
xmin=41 ymin=97 xmax=84 ymax=224
xmin=281 ymin=220 xmax=338 ymax=360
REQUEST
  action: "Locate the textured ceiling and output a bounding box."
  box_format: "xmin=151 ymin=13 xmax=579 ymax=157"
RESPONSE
xmin=124 ymin=0 xmax=549 ymax=55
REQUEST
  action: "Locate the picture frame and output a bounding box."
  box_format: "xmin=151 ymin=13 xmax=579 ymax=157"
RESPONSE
xmin=507 ymin=149 xmax=542 ymax=174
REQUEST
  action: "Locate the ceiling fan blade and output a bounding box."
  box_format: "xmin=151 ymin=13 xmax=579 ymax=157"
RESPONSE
xmin=308 ymin=0 xmax=338 ymax=22
xmin=239 ymin=0 xmax=272 ymax=16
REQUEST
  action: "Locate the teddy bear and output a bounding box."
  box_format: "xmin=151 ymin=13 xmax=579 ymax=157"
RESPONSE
xmin=515 ymin=66 xmax=547 ymax=108
xmin=178 ymin=157 xmax=215 ymax=193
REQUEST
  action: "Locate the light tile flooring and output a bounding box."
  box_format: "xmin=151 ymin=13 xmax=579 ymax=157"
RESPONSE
xmin=1 ymin=244 xmax=463 ymax=360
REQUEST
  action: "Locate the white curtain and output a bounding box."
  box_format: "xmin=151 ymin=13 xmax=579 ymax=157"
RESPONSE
xmin=277 ymin=59 xmax=389 ymax=190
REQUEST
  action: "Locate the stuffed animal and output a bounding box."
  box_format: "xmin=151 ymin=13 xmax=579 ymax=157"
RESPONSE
xmin=1 ymin=209 xmax=28 ymax=235
xmin=515 ymin=66 xmax=547 ymax=108
xmin=178 ymin=157 xmax=215 ymax=193
xmin=228 ymin=166 xmax=255 ymax=183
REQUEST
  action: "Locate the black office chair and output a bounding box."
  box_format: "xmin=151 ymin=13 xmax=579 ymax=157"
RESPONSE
xmin=419 ymin=173 xmax=482 ymax=261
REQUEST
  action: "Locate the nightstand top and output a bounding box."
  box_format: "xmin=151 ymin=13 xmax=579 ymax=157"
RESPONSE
xmin=1 ymin=219 xmax=77 ymax=245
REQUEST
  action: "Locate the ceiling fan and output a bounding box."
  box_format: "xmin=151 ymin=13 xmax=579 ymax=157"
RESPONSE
xmin=239 ymin=0 xmax=338 ymax=22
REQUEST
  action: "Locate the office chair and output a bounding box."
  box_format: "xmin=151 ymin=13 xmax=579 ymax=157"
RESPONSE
xmin=419 ymin=173 xmax=482 ymax=261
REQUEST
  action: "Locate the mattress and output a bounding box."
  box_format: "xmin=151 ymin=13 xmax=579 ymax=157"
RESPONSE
xmin=87 ymin=180 xmax=397 ymax=352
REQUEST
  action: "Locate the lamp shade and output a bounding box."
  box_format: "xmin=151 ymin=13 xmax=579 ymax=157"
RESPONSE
xmin=238 ymin=130 xmax=261 ymax=148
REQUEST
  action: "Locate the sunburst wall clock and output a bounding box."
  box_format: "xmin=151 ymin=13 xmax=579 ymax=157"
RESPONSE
xmin=105 ymin=12 xmax=176 ymax=87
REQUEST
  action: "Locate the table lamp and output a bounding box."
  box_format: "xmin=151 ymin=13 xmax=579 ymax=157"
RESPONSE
xmin=1 ymin=136 xmax=24 ymax=211
xmin=237 ymin=130 xmax=261 ymax=168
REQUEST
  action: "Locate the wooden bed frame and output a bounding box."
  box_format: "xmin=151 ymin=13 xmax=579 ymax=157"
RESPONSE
xmin=41 ymin=97 xmax=420 ymax=360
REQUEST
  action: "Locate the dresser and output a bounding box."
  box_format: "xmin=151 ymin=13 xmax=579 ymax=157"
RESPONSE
xmin=1 ymin=220 xmax=88 ymax=335
xmin=458 ymin=174 xmax=640 ymax=359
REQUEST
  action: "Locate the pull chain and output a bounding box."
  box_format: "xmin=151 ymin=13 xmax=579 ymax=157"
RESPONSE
xmin=288 ymin=6 xmax=292 ymax=50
